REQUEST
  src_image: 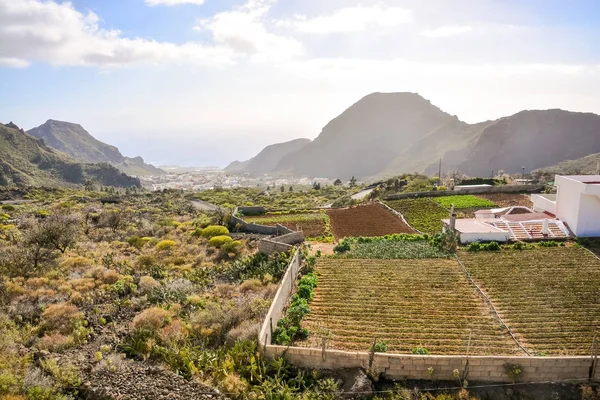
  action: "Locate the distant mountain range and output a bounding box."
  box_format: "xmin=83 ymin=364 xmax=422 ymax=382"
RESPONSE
xmin=226 ymin=92 xmax=600 ymax=180
xmin=28 ymin=120 xmax=165 ymax=177
xmin=535 ymin=152 xmax=600 ymax=175
xmin=225 ymin=138 xmax=310 ymax=175
xmin=0 ymin=122 xmax=140 ymax=188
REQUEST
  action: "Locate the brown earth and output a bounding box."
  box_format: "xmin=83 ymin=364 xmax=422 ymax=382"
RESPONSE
xmin=326 ymin=203 xmax=416 ymax=240
xmin=246 ymin=215 xmax=326 ymax=237
xmin=475 ymin=193 xmax=533 ymax=208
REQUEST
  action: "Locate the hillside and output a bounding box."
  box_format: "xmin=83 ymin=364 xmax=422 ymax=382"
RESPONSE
xmin=275 ymin=93 xmax=463 ymax=179
xmin=231 ymin=92 xmax=600 ymax=179
xmin=225 ymin=138 xmax=310 ymax=175
xmin=28 ymin=120 xmax=165 ymax=177
xmin=534 ymin=152 xmax=600 ymax=175
xmin=438 ymin=109 xmax=600 ymax=176
xmin=0 ymin=123 xmax=141 ymax=188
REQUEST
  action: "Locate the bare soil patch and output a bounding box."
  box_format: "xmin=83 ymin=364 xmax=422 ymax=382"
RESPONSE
xmin=326 ymin=203 xmax=416 ymax=240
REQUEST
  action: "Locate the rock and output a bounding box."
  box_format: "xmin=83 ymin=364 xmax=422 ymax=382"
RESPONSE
xmin=337 ymin=368 xmax=374 ymax=398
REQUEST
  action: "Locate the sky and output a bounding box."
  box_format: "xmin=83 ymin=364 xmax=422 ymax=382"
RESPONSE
xmin=1 ymin=0 xmax=599 ymax=167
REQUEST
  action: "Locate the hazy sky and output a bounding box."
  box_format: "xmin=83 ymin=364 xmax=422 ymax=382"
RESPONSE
xmin=1 ymin=0 xmax=599 ymax=167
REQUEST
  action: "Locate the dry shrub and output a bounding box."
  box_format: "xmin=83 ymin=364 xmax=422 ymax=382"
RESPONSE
xmin=138 ymin=276 xmax=160 ymax=294
xmin=31 ymin=288 xmax=56 ymax=298
xmin=4 ymin=281 xmax=25 ymax=298
xmin=215 ymin=284 xmax=236 ymax=298
xmin=86 ymin=266 xmax=107 ymax=279
xmin=101 ymin=269 xmax=120 ymax=284
xmin=41 ymin=303 xmax=84 ymax=334
xmin=26 ymin=277 xmax=49 ymax=288
xmin=38 ymin=333 xmax=74 ymax=352
xmin=58 ymin=284 xmax=72 ymax=295
xmin=159 ymin=319 xmax=188 ymax=346
xmin=132 ymin=307 xmax=171 ymax=332
xmin=0 ymin=395 xmax=27 ymax=400
xmin=61 ymin=256 xmax=92 ymax=270
xmin=239 ymin=279 xmax=263 ymax=294
xmin=220 ymin=373 xmax=248 ymax=397
xmin=69 ymin=278 xmax=96 ymax=293
xmin=186 ymin=295 xmax=204 ymax=307
xmin=226 ymin=320 xmax=259 ymax=344
xmin=69 ymin=291 xmax=83 ymax=305
xmin=167 ymin=303 xmax=182 ymax=316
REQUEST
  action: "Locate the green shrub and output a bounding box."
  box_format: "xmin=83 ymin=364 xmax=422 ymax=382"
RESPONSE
xmin=127 ymin=236 xmax=148 ymax=249
xmin=411 ymin=346 xmax=430 ymax=355
xmin=201 ymin=225 xmax=229 ymax=239
xmin=333 ymin=240 xmax=351 ymax=254
xmin=1 ymin=204 xmax=15 ymax=211
xmin=0 ymin=212 xmax=9 ymax=223
xmin=155 ymin=240 xmax=176 ymax=251
xmin=208 ymin=235 xmax=233 ymax=248
xmin=369 ymin=340 xmax=388 ymax=353
xmin=221 ymin=240 xmax=242 ymax=256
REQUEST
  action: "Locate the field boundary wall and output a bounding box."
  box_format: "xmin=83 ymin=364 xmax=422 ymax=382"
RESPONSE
xmin=384 ymin=184 xmax=545 ymax=200
xmin=259 ymin=251 xmax=599 ymax=383
xmin=258 ymin=250 xmax=302 ymax=346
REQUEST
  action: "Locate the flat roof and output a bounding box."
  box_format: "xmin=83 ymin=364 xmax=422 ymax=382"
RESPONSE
xmin=443 ymin=219 xmax=506 ymax=233
xmin=557 ymin=175 xmax=600 ymax=183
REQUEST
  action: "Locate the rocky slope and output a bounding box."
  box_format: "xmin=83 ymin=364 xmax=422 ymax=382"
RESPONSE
xmin=225 ymin=138 xmax=310 ymax=175
xmin=28 ymin=120 xmax=165 ymax=177
xmin=232 ymin=92 xmax=600 ymax=179
xmin=0 ymin=123 xmax=141 ymax=188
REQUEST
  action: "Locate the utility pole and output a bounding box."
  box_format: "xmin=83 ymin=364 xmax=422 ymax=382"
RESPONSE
xmin=438 ymin=158 xmax=442 ymax=186
xmin=491 ymin=169 xmax=494 ymax=179
xmin=522 ymin=166 xmax=525 ymax=184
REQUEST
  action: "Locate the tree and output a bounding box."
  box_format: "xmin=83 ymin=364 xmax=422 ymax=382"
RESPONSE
xmin=349 ymin=176 xmax=357 ymax=187
xmin=312 ymin=182 xmax=321 ymax=190
xmin=40 ymin=213 xmax=80 ymax=253
xmin=333 ymin=179 xmax=342 ymax=186
xmin=289 ymin=186 xmax=294 ymax=192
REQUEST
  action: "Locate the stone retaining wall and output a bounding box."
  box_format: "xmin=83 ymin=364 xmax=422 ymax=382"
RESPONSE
xmin=384 ymin=184 xmax=545 ymax=201
xmin=262 ymin=345 xmax=597 ymax=383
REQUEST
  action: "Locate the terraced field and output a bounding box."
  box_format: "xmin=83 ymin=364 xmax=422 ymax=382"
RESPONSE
xmin=300 ymin=258 xmax=521 ymax=355
xmin=385 ymin=199 xmax=448 ymax=234
xmin=326 ymin=203 xmax=415 ymax=239
xmin=459 ymin=247 xmax=600 ymax=355
xmin=244 ymin=212 xmax=328 ymax=237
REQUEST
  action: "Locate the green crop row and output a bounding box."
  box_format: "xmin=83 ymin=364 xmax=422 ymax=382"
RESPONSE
xmin=385 ymin=199 xmax=448 ymax=234
xmin=432 ymin=195 xmax=497 ymax=209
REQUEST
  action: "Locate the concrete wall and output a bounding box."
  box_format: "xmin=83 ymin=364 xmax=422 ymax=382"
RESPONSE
xmin=578 ymin=194 xmax=600 ymax=237
xmin=531 ymin=194 xmax=557 ymax=214
xmin=258 ymin=239 xmax=293 ymax=255
xmin=238 ymin=206 xmax=266 ymax=215
xmin=263 ymin=346 xmax=597 ymax=383
xmin=259 ymin=251 xmax=301 ymax=346
xmin=384 ymin=185 xmax=545 ymax=201
xmin=554 ymin=177 xmax=584 ymax=235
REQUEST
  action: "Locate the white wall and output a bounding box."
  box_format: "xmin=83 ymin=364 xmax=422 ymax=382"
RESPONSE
xmin=554 ymin=176 xmax=584 ymax=235
xmin=531 ymin=194 xmax=557 ymax=214
xmin=459 ymin=232 xmax=510 ymax=244
xmin=577 ymin=194 xmax=600 ymax=237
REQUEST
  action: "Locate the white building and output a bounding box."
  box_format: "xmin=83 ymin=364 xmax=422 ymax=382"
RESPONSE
xmin=531 ymin=175 xmax=600 ymax=237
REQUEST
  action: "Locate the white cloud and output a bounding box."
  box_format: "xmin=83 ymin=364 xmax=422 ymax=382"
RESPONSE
xmin=145 ymin=0 xmax=205 ymax=6
xmin=194 ymin=0 xmax=304 ymax=62
xmin=421 ymin=25 xmax=473 ymax=38
xmin=0 ymin=0 xmax=235 ymax=68
xmin=0 ymin=57 xmax=30 ymax=68
xmin=276 ymin=5 xmax=413 ymax=34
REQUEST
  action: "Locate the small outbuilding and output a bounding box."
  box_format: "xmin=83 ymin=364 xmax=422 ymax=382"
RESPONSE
xmin=531 ymin=175 xmax=600 ymax=237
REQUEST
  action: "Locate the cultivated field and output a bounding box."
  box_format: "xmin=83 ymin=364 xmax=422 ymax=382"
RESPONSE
xmin=301 ymin=258 xmax=521 ymax=355
xmin=385 ymin=199 xmax=448 ymax=234
xmin=326 ymin=203 xmax=415 ymax=239
xmin=459 ymin=247 xmax=600 ymax=355
xmin=244 ymin=211 xmax=328 ymax=237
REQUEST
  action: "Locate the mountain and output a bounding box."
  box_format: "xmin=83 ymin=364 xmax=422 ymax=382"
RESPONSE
xmin=274 ymin=93 xmax=464 ymax=179
xmin=28 ymin=120 xmax=165 ymax=177
xmin=235 ymin=92 xmax=600 ymax=180
xmin=534 ymin=152 xmax=600 ymax=175
xmin=437 ymin=109 xmax=600 ymax=176
xmin=225 ymin=138 xmax=310 ymax=175
xmin=0 ymin=123 xmax=141 ymax=188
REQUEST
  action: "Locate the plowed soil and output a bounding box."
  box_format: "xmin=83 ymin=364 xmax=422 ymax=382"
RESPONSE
xmin=326 ymin=203 xmax=416 ymax=240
